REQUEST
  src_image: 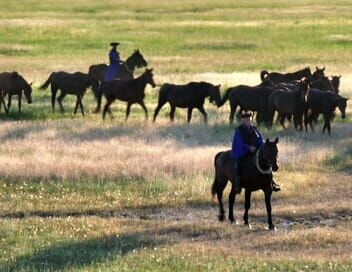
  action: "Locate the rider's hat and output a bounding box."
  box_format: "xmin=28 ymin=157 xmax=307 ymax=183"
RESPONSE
xmin=110 ymin=42 xmax=120 ymax=47
xmin=241 ymin=111 xmax=252 ymax=118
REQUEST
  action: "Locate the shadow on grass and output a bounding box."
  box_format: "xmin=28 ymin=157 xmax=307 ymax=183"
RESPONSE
xmin=0 ymin=232 xmax=164 ymax=271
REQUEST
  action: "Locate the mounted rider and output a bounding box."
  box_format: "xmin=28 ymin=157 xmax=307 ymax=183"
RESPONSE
xmin=104 ymin=42 xmax=122 ymax=81
xmin=231 ymin=111 xmax=280 ymax=194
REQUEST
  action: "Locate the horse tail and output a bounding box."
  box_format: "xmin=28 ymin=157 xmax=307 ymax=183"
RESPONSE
xmin=260 ymin=70 xmax=269 ymax=82
xmin=219 ymin=87 xmax=233 ymax=107
xmin=93 ymin=83 xmax=104 ymax=113
xmin=211 ymin=151 xmax=224 ymax=197
xmin=39 ymin=72 xmax=55 ymax=90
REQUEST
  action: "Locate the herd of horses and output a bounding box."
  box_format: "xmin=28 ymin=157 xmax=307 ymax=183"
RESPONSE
xmin=0 ymin=49 xmax=350 ymax=229
xmin=0 ymin=50 xmax=347 ymax=135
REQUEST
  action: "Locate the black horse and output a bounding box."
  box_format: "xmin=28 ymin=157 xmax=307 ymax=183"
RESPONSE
xmin=260 ymin=67 xmax=312 ymax=84
xmin=305 ymin=89 xmax=348 ymax=135
xmin=94 ymin=68 xmax=156 ymax=120
xmin=0 ymin=71 xmax=32 ymax=113
xmin=211 ymin=138 xmax=279 ymax=230
xmin=153 ymin=82 xmax=221 ymax=123
xmin=39 ymin=71 xmax=99 ymax=116
xmin=220 ymin=84 xmax=275 ymax=125
xmin=267 ymin=80 xmax=309 ymax=130
xmin=88 ymin=49 xmax=147 ymax=84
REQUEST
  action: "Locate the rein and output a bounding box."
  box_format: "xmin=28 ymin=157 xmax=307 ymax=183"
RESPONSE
xmin=254 ymin=148 xmax=272 ymax=175
xmin=124 ymin=62 xmax=134 ymax=73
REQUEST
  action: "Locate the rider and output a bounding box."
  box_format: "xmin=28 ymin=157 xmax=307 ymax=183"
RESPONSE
xmin=231 ymin=111 xmax=280 ymax=194
xmin=104 ymin=42 xmax=122 ymax=81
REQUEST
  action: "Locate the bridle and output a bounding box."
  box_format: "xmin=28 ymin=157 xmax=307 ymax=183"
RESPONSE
xmin=254 ymin=147 xmax=273 ymax=175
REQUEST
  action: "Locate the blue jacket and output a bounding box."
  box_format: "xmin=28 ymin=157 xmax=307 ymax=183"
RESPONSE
xmin=104 ymin=49 xmax=120 ymax=81
xmin=231 ymin=125 xmax=264 ymax=160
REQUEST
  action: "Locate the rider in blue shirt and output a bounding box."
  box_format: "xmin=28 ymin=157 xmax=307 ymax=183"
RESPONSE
xmin=104 ymin=42 xmax=121 ymax=81
xmin=231 ymin=111 xmax=280 ymax=194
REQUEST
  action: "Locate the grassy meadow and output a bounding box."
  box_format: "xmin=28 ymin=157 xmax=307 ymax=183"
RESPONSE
xmin=0 ymin=0 xmax=352 ymax=271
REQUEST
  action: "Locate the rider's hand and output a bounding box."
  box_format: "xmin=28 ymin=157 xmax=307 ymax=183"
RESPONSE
xmin=249 ymin=146 xmax=256 ymax=152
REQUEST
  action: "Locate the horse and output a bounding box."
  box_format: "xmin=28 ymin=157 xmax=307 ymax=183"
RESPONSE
xmin=39 ymin=71 xmax=99 ymax=116
xmin=260 ymin=67 xmax=312 ymax=84
xmin=0 ymin=71 xmax=32 ymax=113
xmin=211 ymin=138 xmax=279 ymax=230
xmin=267 ymin=80 xmax=309 ymax=130
xmin=94 ymin=68 xmax=156 ymax=120
xmin=88 ymin=49 xmax=147 ymax=89
xmin=220 ymin=84 xmax=275 ymax=125
xmin=153 ymin=81 xmax=222 ymax=123
xmin=304 ymin=89 xmax=348 ymax=135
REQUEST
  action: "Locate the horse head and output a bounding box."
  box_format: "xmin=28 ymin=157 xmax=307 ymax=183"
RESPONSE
xmin=331 ymin=75 xmax=341 ymax=94
xmin=312 ymin=66 xmax=325 ymax=80
xmin=334 ymin=96 xmax=348 ymax=119
xmin=130 ymin=49 xmax=148 ymax=69
xmin=24 ymin=81 xmax=33 ymax=104
xmin=143 ymin=68 xmax=156 ymax=88
xmin=299 ymin=79 xmax=310 ymax=103
xmin=208 ymin=84 xmax=222 ymax=107
xmin=262 ymin=138 xmax=279 ymax=172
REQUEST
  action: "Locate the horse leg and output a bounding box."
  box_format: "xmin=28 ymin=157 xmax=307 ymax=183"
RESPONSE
xmin=103 ymin=100 xmax=113 ymax=120
xmin=243 ymin=190 xmax=252 ymax=227
xmin=197 ymin=105 xmax=207 ymax=123
xmin=18 ymin=94 xmax=22 ymax=114
xmin=228 ymin=184 xmax=237 ymax=223
xmin=279 ymin=114 xmax=286 ymax=129
xmin=229 ymin=103 xmax=237 ymax=124
xmin=125 ymin=102 xmax=132 ymax=121
xmin=187 ymin=107 xmax=193 ymax=123
xmin=6 ymin=94 xmax=12 ymax=114
xmin=264 ymin=189 xmax=275 ymax=230
xmin=51 ymin=87 xmax=58 ymax=112
xmin=57 ymin=92 xmax=66 ymax=113
xmin=74 ymin=96 xmax=80 ymax=115
xmin=78 ymin=96 xmax=85 ymax=116
xmin=139 ymin=101 xmax=148 ymax=121
xmin=169 ymin=104 xmax=176 ymax=122
xmin=153 ymin=95 xmax=167 ymax=122
xmin=215 ymin=176 xmax=227 ymax=222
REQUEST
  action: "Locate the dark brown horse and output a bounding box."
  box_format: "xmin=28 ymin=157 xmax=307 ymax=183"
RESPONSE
xmin=305 ymin=89 xmax=348 ymax=135
xmin=39 ymin=71 xmax=99 ymax=116
xmin=0 ymin=71 xmax=32 ymax=113
xmin=95 ymin=68 xmax=156 ymax=120
xmin=153 ymin=82 xmax=222 ymax=123
xmin=88 ymin=49 xmax=147 ymax=85
xmin=260 ymin=67 xmax=312 ymax=84
xmin=267 ymin=80 xmax=309 ymax=130
xmin=220 ymin=84 xmax=275 ymax=125
xmin=212 ymin=138 xmax=279 ymax=230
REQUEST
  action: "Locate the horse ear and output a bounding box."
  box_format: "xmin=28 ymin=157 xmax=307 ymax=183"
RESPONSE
xmin=322 ymin=66 xmax=325 ymax=71
xmin=29 ymin=81 xmax=33 ymax=86
xmin=217 ymin=84 xmax=221 ymax=88
xmin=274 ymin=137 xmax=279 ymax=144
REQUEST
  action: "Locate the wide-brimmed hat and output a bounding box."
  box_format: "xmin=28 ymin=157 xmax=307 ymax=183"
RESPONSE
xmin=110 ymin=42 xmax=120 ymax=47
xmin=241 ymin=111 xmax=252 ymax=118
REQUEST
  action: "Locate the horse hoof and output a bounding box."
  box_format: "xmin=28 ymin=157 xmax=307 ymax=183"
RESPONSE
xmin=268 ymin=225 xmax=277 ymax=231
xmin=244 ymin=223 xmax=252 ymax=229
xmin=218 ymin=215 xmax=225 ymax=222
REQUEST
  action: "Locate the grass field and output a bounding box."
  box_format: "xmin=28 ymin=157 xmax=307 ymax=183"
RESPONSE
xmin=0 ymin=1 xmax=352 ymax=271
